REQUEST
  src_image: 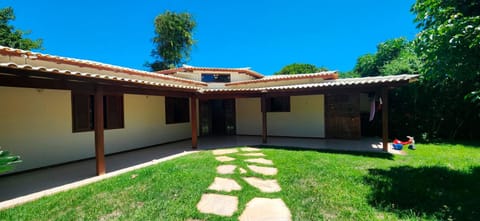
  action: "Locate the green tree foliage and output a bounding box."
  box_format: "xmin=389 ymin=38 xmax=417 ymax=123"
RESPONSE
xmin=0 ymin=148 xmax=21 ymax=174
xmin=0 ymin=7 xmax=42 ymax=50
xmin=147 ymin=11 xmax=196 ymax=71
xmin=274 ymin=63 xmax=328 ymax=75
xmin=409 ymin=0 xmax=480 ymax=139
xmin=353 ymin=38 xmax=421 ymax=77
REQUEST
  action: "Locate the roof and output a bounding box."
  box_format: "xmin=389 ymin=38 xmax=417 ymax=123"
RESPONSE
xmin=0 ymin=62 xmax=202 ymax=91
xmin=202 ymin=74 xmax=419 ymax=93
xmin=157 ymin=64 xmax=264 ymax=78
xmin=0 ymin=46 xmax=418 ymax=95
xmin=226 ymin=71 xmax=339 ymax=87
xmin=0 ymin=46 xmax=207 ymax=87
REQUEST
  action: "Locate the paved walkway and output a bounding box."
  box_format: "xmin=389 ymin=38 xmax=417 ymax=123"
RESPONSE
xmin=196 ymin=147 xmax=292 ymax=220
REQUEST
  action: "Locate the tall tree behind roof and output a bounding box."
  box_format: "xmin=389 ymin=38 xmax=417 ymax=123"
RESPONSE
xmin=274 ymin=63 xmax=328 ymax=75
xmin=147 ymin=11 xmax=196 ymax=71
xmin=0 ymin=7 xmax=42 ymax=50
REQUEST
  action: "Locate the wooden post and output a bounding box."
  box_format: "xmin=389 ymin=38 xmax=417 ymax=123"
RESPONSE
xmin=94 ymin=85 xmax=106 ymax=175
xmin=261 ymin=95 xmax=267 ymax=144
xmin=190 ymin=95 xmax=198 ymax=149
xmin=382 ymin=88 xmax=389 ymax=151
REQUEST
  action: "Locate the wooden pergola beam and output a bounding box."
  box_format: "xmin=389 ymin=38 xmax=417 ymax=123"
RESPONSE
xmin=94 ymin=85 xmax=106 ymax=175
xmin=190 ymin=96 xmax=198 ymax=149
xmin=261 ymin=95 xmax=267 ymax=144
xmin=382 ymin=87 xmax=389 ymax=151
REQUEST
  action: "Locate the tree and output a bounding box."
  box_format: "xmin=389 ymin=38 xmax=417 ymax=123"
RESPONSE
xmin=147 ymin=11 xmax=196 ymax=71
xmin=274 ymin=63 xmax=328 ymax=75
xmin=0 ymin=7 xmax=42 ymax=50
xmin=410 ymin=0 xmax=480 ymax=139
xmin=353 ymin=37 xmax=420 ymax=77
xmin=0 ymin=148 xmax=21 ymax=174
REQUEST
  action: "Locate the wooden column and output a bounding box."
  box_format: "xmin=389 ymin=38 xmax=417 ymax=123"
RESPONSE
xmin=190 ymin=96 xmax=198 ymax=149
xmin=261 ymin=95 xmax=267 ymax=144
xmin=382 ymin=87 xmax=389 ymax=151
xmin=94 ymin=85 xmax=106 ymax=175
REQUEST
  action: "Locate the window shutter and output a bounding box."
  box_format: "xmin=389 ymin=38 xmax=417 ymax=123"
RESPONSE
xmin=72 ymin=93 xmax=94 ymax=132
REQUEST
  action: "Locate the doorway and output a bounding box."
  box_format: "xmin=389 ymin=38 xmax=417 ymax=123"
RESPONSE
xmin=199 ymin=99 xmax=236 ymax=136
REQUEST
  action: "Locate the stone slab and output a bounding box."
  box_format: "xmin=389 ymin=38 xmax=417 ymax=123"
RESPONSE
xmin=212 ymin=149 xmax=238 ymax=155
xmin=245 ymin=158 xmax=273 ymax=165
xmin=247 ymin=165 xmax=278 ymax=176
xmin=243 ymin=177 xmax=281 ymax=193
xmin=240 ymin=147 xmax=262 ymax=152
xmin=239 ymin=198 xmax=291 ymax=221
xmin=215 ymin=156 xmax=235 ymax=162
xmin=216 ymin=165 xmax=236 ymax=174
xmin=208 ymin=177 xmax=242 ymax=192
xmin=197 ymin=193 xmax=238 ymax=217
xmin=240 ymin=152 xmax=266 ymax=157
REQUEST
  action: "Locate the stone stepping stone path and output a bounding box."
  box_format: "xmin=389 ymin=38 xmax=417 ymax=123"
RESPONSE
xmin=242 ymin=177 xmax=281 ymax=193
xmin=247 ymin=165 xmax=278 ymax=176
xmin=239 ymin=198 xmax=292 ymax=221
xmin=215 ymin=156 xmax=235 ymax=162
xmin=239 ymin=152 xmax=266 ymax=157
xmin=208 ymin=177 xmax=242 ymax=192
xmin=244 ymin=158 xmax=273 ymax=165
xmin=196 ymin=193 xmax=238 ymax=217
xmin=216 ymin=165 xmax=236 ymax=174
xmin=196 ymin=146 xmax=292 ymax=220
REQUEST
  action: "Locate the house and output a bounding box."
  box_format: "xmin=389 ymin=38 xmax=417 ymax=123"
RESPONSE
xmin=0 ymin=46 xmax=418 ymax=175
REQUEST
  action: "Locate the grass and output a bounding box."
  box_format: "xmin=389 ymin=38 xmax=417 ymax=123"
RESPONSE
xmin=0 ymin=143 xmax=479 ymax=220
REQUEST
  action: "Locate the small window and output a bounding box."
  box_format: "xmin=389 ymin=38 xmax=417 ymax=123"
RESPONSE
xmin=266 ymin=96 xmax=290 ymax=112
xmin=165 ymin=97 xmax=190 ymax=124
xmin=201 ymin=73 xmax=231 ymax=83
xmin=104 ymin=95 xmax=124 ymax=129
xmin=72 ymin=93 xmax=124 ymax=132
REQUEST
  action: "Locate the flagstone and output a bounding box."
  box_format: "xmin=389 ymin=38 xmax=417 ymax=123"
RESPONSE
xmin=239 ymin=198 xmax=291 ymax=221
xmin=215 ymin=156 xmax=235 ymax=162
xmin=239 ymin=152 xmax=266 ymax=157
xmin=245 ymin=158 xmax=273 ymax=165
xmin=208 ymin=177 xmax=242 ymax=192
xmin=240 ymin=147 xmax=262 ymax=152
xmin=196 ymin=193 xmax=238 ymax=217
xmin=243 ymin=177 xmax=281 ymax=193
xmin=216 ymin=165 xmax=236 ymax=174
xmin=212 ymin=149 xmax=238 ymax=155
xmin=247 ymin=165 xmax=278 ymax=176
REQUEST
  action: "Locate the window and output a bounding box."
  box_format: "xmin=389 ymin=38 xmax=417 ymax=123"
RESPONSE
xmin=266 ymin=96 xmax=290 ymax=112
xmin=165 ymin=97 xmax=190 ymax=124
xmin=72 ymin=93 xmax=124 ymax=132
xmin=201 ymin=73 xmax=231 ymax=83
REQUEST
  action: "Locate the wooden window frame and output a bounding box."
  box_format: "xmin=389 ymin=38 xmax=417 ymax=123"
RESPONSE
xmin=165 ymin=97 xmax=190 ymax=124
xmin=72 ymin=92 xmax=124 ymax=132
xmin=266 ymin=96 xmax=291 ymax=112
xmin=201 ymin=73 xmax=231 ymax=83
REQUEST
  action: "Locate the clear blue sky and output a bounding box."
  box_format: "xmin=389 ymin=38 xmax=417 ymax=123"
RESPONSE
xmin=1 ymin=0 xmax=417 ymax=75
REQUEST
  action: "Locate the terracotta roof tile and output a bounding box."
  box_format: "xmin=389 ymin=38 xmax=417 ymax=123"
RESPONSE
xmin=157 ymin=64 xmax=264 ymax=78
xmin=226 ymin=71 xmax=339 ymax=86
xmin=0 ymin=46 xmax=207 ymax=87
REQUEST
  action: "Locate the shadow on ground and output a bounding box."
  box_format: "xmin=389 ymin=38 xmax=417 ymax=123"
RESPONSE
xmin=364 ymin=166 xmax=480 ymax=220
xmin=258 ymin=145 xmax=394 ymax=160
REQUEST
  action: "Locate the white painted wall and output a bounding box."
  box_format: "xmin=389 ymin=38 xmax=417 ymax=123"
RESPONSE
xmin=235 ymin=95 xmax=325 ymax=138
xmin=0 ymin=87 xmax=191 ymax=173
xmin=236 ymin=98 xmax=262 ymax=135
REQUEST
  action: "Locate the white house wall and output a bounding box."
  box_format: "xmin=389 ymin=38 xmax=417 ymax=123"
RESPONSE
xmin=236 ymin=95 xmax=325 ymax=138
xmin=0 ymin=87 xmax=191 ymax=173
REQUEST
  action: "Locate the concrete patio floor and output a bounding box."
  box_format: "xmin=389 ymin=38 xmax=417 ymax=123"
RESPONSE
xmin=0 ymin=136 xmax=390 ymax=206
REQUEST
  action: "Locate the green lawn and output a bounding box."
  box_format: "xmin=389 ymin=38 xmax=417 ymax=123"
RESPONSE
xmin=0 ymin=143 xmax=479 ymax=220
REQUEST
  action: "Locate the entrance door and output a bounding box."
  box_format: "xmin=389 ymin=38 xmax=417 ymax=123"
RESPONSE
xmin=325 ymin=93 xmax=361 ymax=139
xmin=199 ymin=99 xmax=236 ymax=136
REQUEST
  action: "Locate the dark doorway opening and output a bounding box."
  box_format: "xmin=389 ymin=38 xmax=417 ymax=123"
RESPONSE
xmin=199 ymin=99 xmax=236 ymax=136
